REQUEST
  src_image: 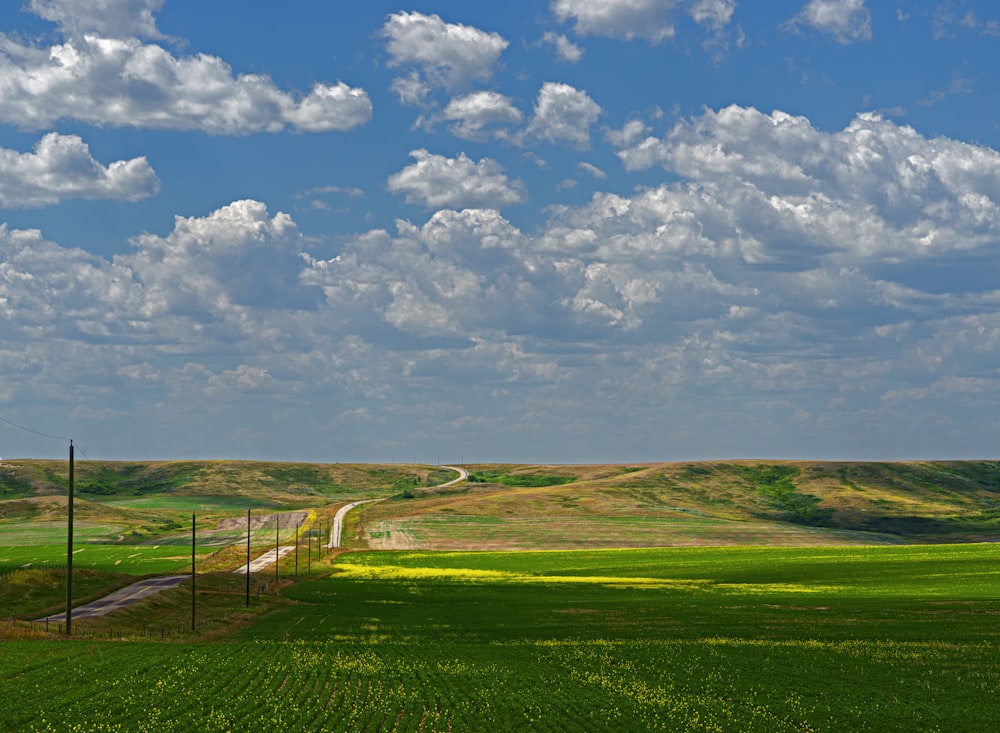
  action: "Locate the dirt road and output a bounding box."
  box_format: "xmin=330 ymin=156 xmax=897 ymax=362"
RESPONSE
xmin=327 ymin=465 xmax=468 ymax=549
xmin=38 ymin=575 xmax=188 ymax=623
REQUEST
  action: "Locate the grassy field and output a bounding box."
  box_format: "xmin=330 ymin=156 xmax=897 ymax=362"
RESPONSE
xmin=2 ymin=459 xmax=1000 ymax=730
xmin=5 ymin=459 xmax=1000 ymax=552
xmin=2 ymin=544 xmax=998 ymax=731
xmin=360 ymin=460 xmax=1000 ymax=549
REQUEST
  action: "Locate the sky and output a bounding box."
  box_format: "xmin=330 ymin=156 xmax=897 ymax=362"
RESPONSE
xmin=1 ymin=0 xmax=999 ymax=464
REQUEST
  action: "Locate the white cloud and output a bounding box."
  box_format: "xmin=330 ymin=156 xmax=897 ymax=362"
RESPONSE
xmin=27 ymin=0 xmax=165 ymax=39
xmin=118 ymin=362 xmax=160 ymax=382
xmin=578 ymin=162 xmax=607 ymax=179
xmin=123 ymin=199 xmax=320 ymax=319
xmin=381 ymin=11 xmax=509 ymax=102
xmin=0 ymin=223 xmax=141 ymax=337
xmin=5 ymin=173 xmax=1000 ymax=458
xmin=525 ymin=82 xmax=602 ymax=149
xmin=540 ymin=31 xmax=585 ymax=63
xmin=613 ymin=105 xmax=1000 ymax=261
xmin=284 ymin=83 xmax=375 ymax=133
xmin=788 ymin=0 xmax=872 ymax=44
xmin=0 ymin=133 xmax=158 ymax=208
xmin=0 ymin=21 xmax=371 ymax=133
xmin=553 ymin=0 xmax=682 ymax=43
xmin=387 ymin=150 xmax=526 ymax=209
xmin=439 ymin=91 xmax=524 ymax=141
xmin=688 ymin=0 xmax=737 ymax=31
xmin=303 ymin=207 xmax=537 ymax=339
xmin=207 ymin=364 xmax=270 ymax=394
xmin=552 ymin=0 xmax=736 ymax=44
xmin=605 ymin=119 xmax=653 ymax=148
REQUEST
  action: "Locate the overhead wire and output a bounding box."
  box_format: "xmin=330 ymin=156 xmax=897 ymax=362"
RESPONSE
xmin=0 ymin=414 xmax=73 ymax=443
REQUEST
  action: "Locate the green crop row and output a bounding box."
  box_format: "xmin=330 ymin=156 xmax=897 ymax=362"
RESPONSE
xmin=5 ymin=634 xmax=996 ymax=732
xmin=3 ymin=543 xmax=999 ymax=731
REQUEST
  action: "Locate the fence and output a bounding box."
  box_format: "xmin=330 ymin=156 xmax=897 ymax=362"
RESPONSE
xmin=9 ymin=611 xmax=244 ymax=640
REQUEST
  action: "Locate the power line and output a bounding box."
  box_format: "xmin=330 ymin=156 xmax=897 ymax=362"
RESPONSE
xmin=0 ymin=415 xmax=72 ymax=443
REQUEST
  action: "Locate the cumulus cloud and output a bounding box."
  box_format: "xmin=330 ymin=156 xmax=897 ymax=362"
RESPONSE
xmin=26 ymin=0 xmax=165 ymax=39
xmin=552 ymin=0 xmax=736 ymax=44
xmin=0 ymin=14 xmax=371 ymax=133
xmin=525 ymin=82 xmax=602 ymax=149
xmin=438 ymin=91 xmax=524 ymax=141
xmin=302 ymin=207 xmax=537 ymax=339
xmin=614 ymin=105 xmax=1000 ymax=261
xmin=4 ymin=161 xmax=1000 ymax=458
xmin=540 ymin=31 xmax=585 ymax=63
xmin=207 ymin=364 xmax=270 ymax=394
xmin=123 ymin=199 xmax=321 ymax=317
xmin=787 ymin=0 xmax=872 ymax=44
xmin=0 ymin=223 xmax=142 ymax=339
xmin=387 ymin=150 xmax=526 ymax=210
xmin=0 ymin=133 xmax=158 ymax=208
xmin=381 ymin=11 xmax=508 ymax=102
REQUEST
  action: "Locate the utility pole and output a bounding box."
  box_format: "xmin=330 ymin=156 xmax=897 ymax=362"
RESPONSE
xmin=245 ymin=508 xmax=250 ymax=608
xmin=191 ymin=514 xmax=196 ymax=631
xmin=65 ymin=440 xmax=74 ymax=636
xmin=295 ymin=521 xmax=300 ymax=577
xmin=275 ymin=515 xmax=279 ymax=584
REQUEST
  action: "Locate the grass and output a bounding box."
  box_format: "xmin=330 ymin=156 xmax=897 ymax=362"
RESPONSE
xmin=3 ymin=459 xmax=1000 ymax=729
xmin=355 ymin=460 xmax=1000 ymax=549
xmin=467 ymin=467 xmax=578 ymax=487
xmin=0 ymin=544 xmax=211 ymax=572
xmin=0 ymin=460 xmax=436 ymax=559
xmin=2 ymin=544 xmax=999 ymax=731
xmin=0 ymin=459 xmax=439 ymax=503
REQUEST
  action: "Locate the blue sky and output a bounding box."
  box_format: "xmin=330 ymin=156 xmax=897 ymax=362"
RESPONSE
xmin=1 ymin=0 xmax=999 ymax=463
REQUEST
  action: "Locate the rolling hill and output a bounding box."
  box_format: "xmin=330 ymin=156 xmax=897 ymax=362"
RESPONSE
xmin=5 ymin=458 xmax=999 ymax=550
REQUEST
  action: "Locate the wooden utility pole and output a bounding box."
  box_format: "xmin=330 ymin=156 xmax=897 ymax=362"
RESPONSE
xmin=191 ymin=514 xmax=196 ymax=630
xmin=245 ymin=508 xmax=251 ymax=608
xmin=65 ymin=440 xmax=74 ymax=635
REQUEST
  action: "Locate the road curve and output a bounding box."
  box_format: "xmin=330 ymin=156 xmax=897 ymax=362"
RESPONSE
xmin=438 ymin=465 xmax=469 ymax=486
xmin=327 ymin=464 xmax=469 ymax=549
xmin=327 ymin=499 xmax=382 ymax=549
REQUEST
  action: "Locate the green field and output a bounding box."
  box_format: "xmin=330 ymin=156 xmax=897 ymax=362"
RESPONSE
xmin=2 ymin=459 xmax=1000 ymax=731
xmin=2 ymin=544 xmax=999 ymax=731
xmin=0 ymin=544 xmax=210 ymax=573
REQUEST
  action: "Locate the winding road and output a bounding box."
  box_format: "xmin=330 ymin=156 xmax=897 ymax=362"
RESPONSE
xmin=326 ymin=465 xmax=468 ymax=549
xmin=36 ymin=465 xmax=469 ymax=623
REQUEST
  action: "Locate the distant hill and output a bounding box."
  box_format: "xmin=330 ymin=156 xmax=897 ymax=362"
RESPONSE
xmin=3 ymin=459 xmax=999 ymax=549
xmin=365 ymin=461 xmax=1000 ymax=549
xmin=0 ymin=459 xmax=450 ymax=504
